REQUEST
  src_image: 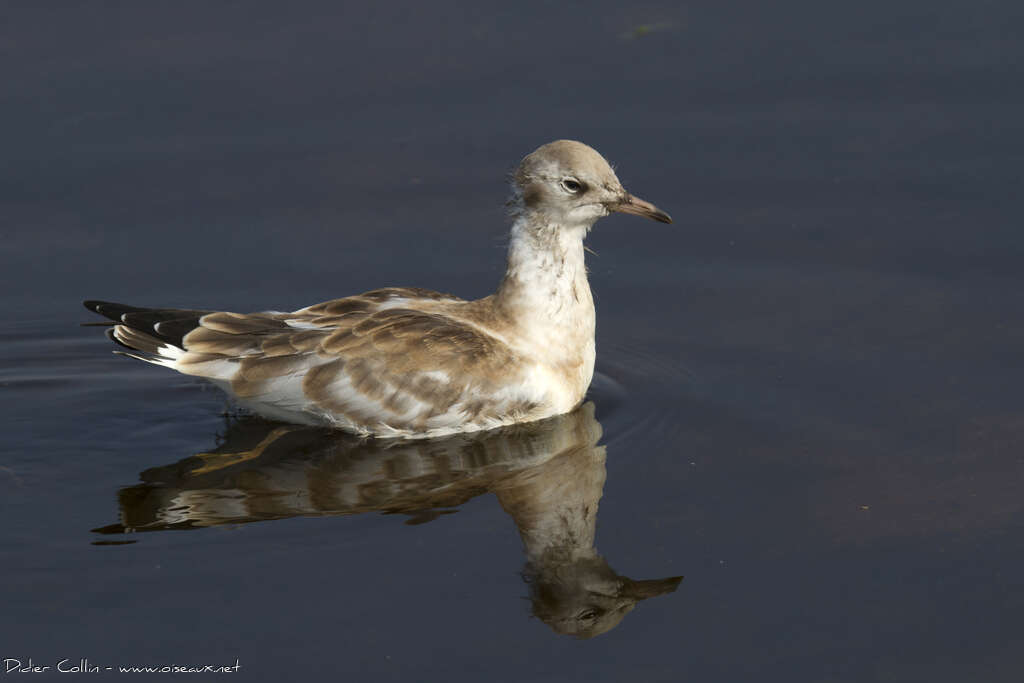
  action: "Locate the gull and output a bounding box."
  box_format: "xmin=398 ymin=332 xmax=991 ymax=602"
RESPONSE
xmin=84 ymin=140 xmax=671 ymax=438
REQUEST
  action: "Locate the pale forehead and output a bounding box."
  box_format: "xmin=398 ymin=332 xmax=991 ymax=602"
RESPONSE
xmin=517 ymin=140 xmax=619 ymax=184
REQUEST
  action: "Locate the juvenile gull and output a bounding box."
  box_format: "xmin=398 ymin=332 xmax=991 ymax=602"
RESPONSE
xmin=84 ymin=140 xmax=671 ymax=438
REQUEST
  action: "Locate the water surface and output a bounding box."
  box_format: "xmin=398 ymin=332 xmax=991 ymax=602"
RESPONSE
xmin=2 ymin=1 xmax=1023 ymax=681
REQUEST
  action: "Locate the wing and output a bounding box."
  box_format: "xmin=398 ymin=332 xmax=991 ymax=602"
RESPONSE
xmin=94 ymin=289 xmax=537 ymax=436
xmin=292 ymin=307 xmax=535 ymax=435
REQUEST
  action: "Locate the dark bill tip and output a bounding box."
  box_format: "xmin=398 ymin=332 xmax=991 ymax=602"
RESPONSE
xmin=612 ymin=193 xmax=673 ymax=224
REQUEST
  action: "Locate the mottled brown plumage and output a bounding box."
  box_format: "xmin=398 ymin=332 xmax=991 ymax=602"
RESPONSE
xmin=84 ymin=141 xmax=672 ymax=437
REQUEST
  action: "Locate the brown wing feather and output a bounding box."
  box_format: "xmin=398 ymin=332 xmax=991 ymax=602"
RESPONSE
xmin=299 ymin=287 xmax=463 ymax=316
xmin=300 ymin=308 xmax=526 ymax=430
xmin=168 ymin=293 xmax=529 ymax=432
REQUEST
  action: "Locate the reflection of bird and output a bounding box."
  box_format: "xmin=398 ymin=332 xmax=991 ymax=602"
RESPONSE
xmin=94 ymin=403 xmax=681 ymax=637
xmin=492 ymin=440 xmax=681 ymax=639
xmin=84 ymin=140 xmax=671 ymax=437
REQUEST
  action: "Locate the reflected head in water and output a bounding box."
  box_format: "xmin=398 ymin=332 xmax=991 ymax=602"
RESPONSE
xmin=94 ymin=402 xmax=681 ymax=638
xmin=526 ymin=557 xmax=682 ymax=639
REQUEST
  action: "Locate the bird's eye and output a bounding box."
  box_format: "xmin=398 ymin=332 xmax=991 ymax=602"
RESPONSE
xmin=560 ymin=178 xmax=585 ymax=194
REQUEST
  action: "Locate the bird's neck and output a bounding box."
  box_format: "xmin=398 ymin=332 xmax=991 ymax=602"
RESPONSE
xmin=490 ymin=407 xmax=606 ymax=566
xmin=494 ymin=214 xmax=595 ymax=340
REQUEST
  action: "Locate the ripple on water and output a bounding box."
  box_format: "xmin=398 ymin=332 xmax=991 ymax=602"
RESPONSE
xmin=592 ymin=340 xmax=701 ymax=445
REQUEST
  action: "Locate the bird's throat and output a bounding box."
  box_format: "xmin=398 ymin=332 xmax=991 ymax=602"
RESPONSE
xmin=495 ymin=216 xmax=595 ymax=342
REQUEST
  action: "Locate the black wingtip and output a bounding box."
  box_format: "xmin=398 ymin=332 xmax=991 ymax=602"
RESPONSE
xmin=83 ymin=300 xmax=131 ymax=315
xmin=84 ymin=300 xmax=210 ymax=350
xmin=83 ymin=300 xmax=150 ymax=323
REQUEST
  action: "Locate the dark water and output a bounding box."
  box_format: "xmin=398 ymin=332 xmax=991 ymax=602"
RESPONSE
xmin=3 ymin=1 xmax=1024 ymax=680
